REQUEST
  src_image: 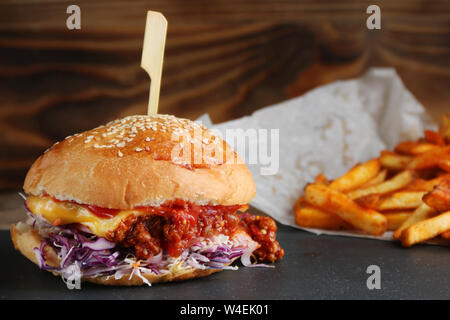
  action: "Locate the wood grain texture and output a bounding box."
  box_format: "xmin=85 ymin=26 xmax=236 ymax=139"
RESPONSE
xmin=0 ymin=0 xmax=449 ymax=191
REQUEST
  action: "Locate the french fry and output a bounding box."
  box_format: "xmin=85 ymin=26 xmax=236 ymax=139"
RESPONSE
xmin=304 ymin=184 xmax=387 ymax=235
xmin=439 ymin=113 xmax=450 ymax=143
xmin=355 ymin=193 xmax=381 ymax=209
xmin=401 ymin=178 xmax=427 ymax=191
xmin=394 ymin=141 xmax=416 ymax=154
xmin=393 ymin=202 xmax=436 ymax=240
xmin=401 ymin=210 xmax=450 ymax=247
xmin=383 ymin=211 xmax=412 ymax=231
xmin=294 ymin=198 xmax=352 ymax=230
xmin=314 ymin=173 xmax=328 ymax=185
xmin=403 ymin=174 xmax=450 ymax=191
xmin=360 ymin=169 xmax=387 ymax=188
xmin=407 ymin=146 xmax=450 ymax=170
xmin=328 ymin=159 xmax=380 ymax=192
xmin=441 ymin=230 xmax=450 ymax=240
xmin=438 ymin=159 xmax=450 ymax=172
xmin=347 ymin=170 xmax=413 ymax=200
xmin=395 ymin=141 xmax=438 ymax=155
xmin=379 ymin=151 xmax=412 ymax=170
xmin=411 ymin=143 xmax=439 ymax=155
xmin=375 ymin=191 xmax=426 ymax=211
xmin=424 ymin=130 xmax=446 ymax=146
xmin=422 ymin=181 xmax=450 ymax=212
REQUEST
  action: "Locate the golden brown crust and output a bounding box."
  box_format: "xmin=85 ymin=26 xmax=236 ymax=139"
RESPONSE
xmin=11 ymin=223 xmax=223 ymax=286
xmin=87 ymin=268 xmax=220 ymax=286
xmin=23 ymin=115 xmax=256 ymax=208
xmin=11 ymin=224 xmax=60 ymax=269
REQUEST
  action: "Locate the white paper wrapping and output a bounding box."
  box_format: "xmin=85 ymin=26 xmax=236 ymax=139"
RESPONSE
xmin=197 ymin=68 xmax=436 ymax=241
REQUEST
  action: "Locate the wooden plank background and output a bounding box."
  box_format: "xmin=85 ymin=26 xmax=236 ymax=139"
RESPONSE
xmin=0 ymin=0 xmax=449 ymax=193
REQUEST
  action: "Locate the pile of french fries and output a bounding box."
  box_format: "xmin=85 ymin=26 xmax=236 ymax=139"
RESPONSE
xmin=295 ymin=114 xmax=450 ymax=247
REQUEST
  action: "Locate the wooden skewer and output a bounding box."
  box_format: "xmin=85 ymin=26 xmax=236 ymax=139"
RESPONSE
xmin=141 ymin=11 xmax=167 ymax=115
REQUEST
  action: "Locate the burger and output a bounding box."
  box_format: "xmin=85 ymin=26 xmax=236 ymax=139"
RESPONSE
xmin=11 ymin=114 xmax=284 ymax=286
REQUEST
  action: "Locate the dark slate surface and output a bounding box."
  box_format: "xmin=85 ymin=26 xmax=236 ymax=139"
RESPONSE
xmin=1 ymin=224 xmax=449 ymax=300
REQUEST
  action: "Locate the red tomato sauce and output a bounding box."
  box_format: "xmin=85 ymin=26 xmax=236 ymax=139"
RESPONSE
xmin=52 ymin=197 xmax=121 ymax=219
xmin=108 ymin=200 xmax=242 ymax=258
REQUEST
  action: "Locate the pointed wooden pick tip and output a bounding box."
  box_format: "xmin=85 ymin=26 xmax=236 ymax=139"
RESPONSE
xmin=147 ymin=10 xmax=167 ymax=23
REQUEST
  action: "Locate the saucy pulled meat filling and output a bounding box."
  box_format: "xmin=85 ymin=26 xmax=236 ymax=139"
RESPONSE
xmin=106 ymin=199 xmax=284 ymax=262
xmin=240 ymin=215 xmax=285 ymax=262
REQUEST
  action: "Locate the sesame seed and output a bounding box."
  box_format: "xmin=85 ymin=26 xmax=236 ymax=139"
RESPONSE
xmin=65 ymin=115 xmax=222 ymax=157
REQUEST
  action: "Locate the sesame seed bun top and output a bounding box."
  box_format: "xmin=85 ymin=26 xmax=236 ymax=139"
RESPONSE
xmin=23 ymin=114 xmax=256 ymax=208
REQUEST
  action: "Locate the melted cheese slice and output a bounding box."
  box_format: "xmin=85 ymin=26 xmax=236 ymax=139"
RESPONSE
xmin=26 ymin=196 xmax=142 ymax=237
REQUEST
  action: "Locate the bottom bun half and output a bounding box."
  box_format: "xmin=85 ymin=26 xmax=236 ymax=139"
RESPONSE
xmin=11 ymin=223 xmax=226 ymax=286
